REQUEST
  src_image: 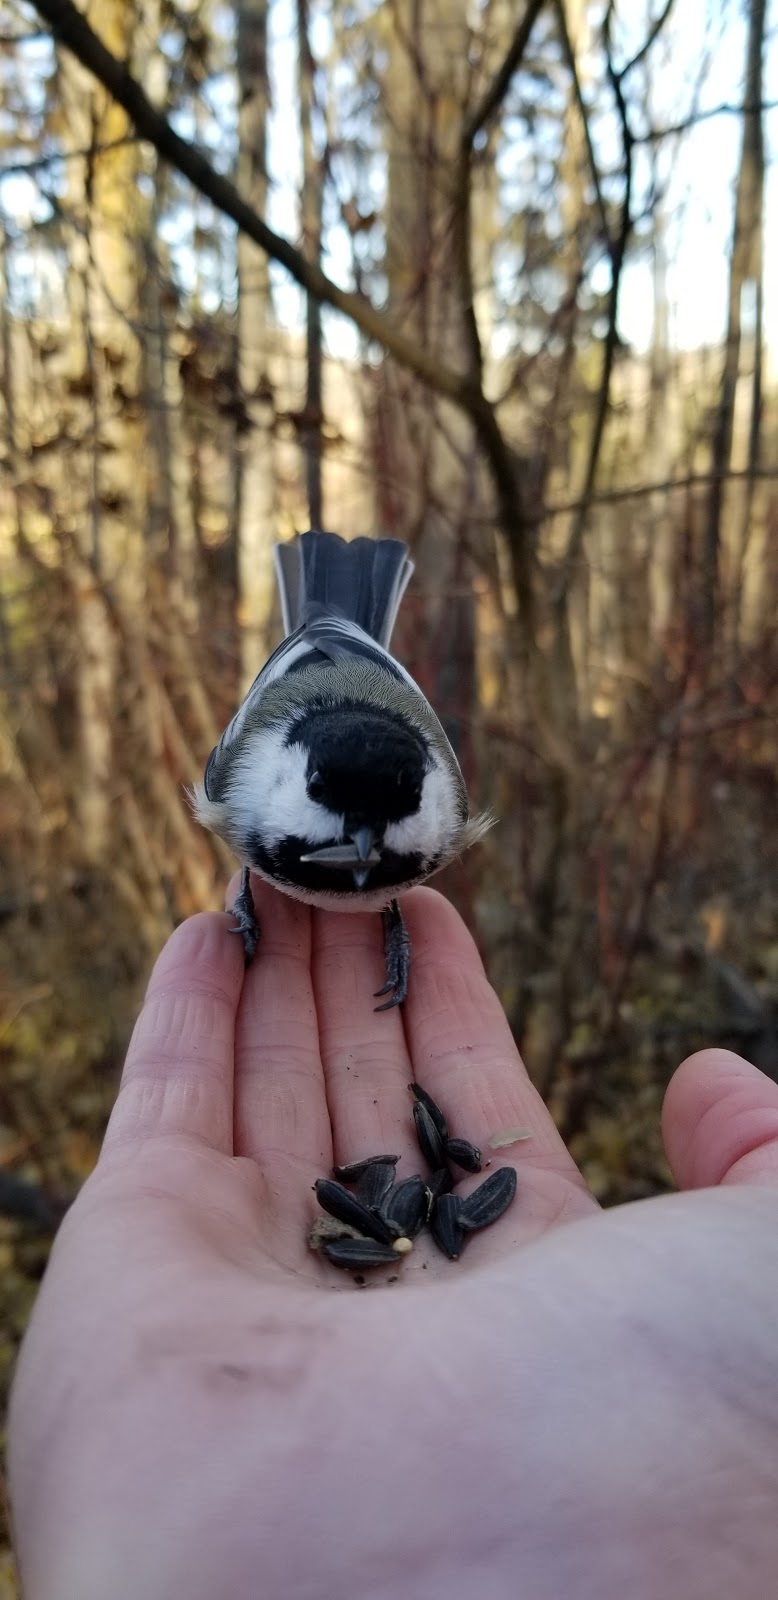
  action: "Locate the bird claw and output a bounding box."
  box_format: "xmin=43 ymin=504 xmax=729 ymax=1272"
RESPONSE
xmin=373 ymin=898 xmax=411 ymax=1011
xmin=230 ymin=866 xmax=260 ymax=965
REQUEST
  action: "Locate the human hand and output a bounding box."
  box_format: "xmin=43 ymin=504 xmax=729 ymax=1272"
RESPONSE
xmin=9 ymin=881 xmax=778 ymax=1600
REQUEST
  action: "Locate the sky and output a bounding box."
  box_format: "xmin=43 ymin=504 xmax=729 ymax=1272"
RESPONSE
xmin=602 ymin=0 xmax=778 ymax=360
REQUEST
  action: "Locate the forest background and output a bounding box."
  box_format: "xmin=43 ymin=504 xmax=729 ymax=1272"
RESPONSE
xmin=0 ymin=0 xmax=777 ymax=1585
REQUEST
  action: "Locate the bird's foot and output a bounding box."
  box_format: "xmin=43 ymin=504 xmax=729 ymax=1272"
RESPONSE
xmin=230 ymin=866 xmax=260 ymax=965
xmin=374 ymin=898 xmax=411 ymax=1011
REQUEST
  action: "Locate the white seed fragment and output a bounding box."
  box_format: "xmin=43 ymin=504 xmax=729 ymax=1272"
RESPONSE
xmin=488 ymin=1126 xmax=533 ymax=1150
xmin=392 ymin=1236 xmax=414 ymax=1255
xmin=309 ymin=1216 xmax=364 ymax=1250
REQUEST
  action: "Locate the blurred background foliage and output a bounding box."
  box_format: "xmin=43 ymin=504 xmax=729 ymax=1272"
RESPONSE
xmin=0 ymin=0 xmax=777 ymax=1581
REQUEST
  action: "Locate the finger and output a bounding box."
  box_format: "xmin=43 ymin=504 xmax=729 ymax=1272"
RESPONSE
xmin=103 ymin=912 xmax=243 ymax=1157
xmin=662 ymin=1048 xmax=778 ymax=1190
xmin=232 ymin=877 xmax=331 ymax=1240
xmin=402 ymin=889 xmax=597 ymax=1227
xmin=312 ymin=903 xmax=419 ymax=1171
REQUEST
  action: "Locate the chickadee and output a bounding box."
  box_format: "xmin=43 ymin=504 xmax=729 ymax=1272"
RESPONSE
xmin=193 ymin=530 xmax=489 ymax=1007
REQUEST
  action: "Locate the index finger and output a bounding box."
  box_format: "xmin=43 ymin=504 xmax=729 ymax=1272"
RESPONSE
xmin=102 ymin=912 xmax=244 ymax=1157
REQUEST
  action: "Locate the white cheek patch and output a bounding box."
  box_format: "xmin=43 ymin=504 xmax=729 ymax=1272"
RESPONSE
xmin=226 ymin=726 xmax=344 ymax=848
xmin=384 ymin=763 xmax=460 ymax=862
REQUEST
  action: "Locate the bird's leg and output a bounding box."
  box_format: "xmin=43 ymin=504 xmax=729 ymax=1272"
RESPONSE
xmin=230 ymin=866 xmax=260 ymax=965
xmin=374 ymin=898 xmax=411 ymax=1010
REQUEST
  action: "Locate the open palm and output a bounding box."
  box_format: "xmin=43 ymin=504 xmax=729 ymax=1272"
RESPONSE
xmin=10 ymin=881 xmax=778 ymax=1600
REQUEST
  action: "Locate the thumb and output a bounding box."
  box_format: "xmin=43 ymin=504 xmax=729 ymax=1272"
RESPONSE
xmin=662 ymin=1048 xmax=778 ymax=1190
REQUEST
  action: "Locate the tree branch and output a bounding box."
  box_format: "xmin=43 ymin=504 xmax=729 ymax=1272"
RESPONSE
xmin=552 ymin=0 xmax=634 ymax=609
xmin=617 ymin=0 xmax=677 ymax=78
xmin=448 ymin=0 xmax=547 ymax=637
xmin=635 ymin=96 xmax=778 ymax=144
xmin=31 ymin=0 xmax=543 ymax=636
xmin=553 ymin=0 xmax=609 ymax=244
xmin=462 ymin=0 xmax=547 ymax=147
xmin=0 ymin=134 xmax=140 ymax=180
xmin=30 ymin=0 xmax=473 ymax=408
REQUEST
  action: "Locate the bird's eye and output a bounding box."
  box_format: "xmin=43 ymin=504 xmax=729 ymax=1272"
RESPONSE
xmin=308 ymin=772 xmax=325 ymax=802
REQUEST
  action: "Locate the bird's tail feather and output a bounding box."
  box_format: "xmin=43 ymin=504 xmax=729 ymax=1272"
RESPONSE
xmin=274 ymin=530 xmax=413 ymax=648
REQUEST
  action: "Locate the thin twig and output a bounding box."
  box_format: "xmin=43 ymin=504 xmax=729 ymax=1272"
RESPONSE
xmin=539 ymin=464 xmax=778 ymax=522
xmin=635 ymin=96 xmax=778 ymax=144
xmin=462 ymin=0 xmax=547 ymax=147
xmin=30 ymin=0 xmax=472 ymax=406
xmin=0 ymin=134 xmax=142 ymax=180
xmin=551 ymin=0 xmax=633 ymax=608
xmin=552 ymin=0 xmax=609 ymax=244
xmin=617 ymin=0 xmax=677 ymax=78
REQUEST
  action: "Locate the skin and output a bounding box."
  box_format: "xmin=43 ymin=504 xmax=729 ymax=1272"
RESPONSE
xmin=9 ymin=879 xmax=778 ymax=1600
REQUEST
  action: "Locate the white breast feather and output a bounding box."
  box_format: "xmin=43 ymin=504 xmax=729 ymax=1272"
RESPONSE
xmin=384 ymin=762 xmax=461 ymax=861
xmin=227 ymin=725 xmax=344 ymax=848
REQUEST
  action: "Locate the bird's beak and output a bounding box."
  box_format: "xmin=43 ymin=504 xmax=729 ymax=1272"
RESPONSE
xmin=299 ymin=826 xmax=381 ymax=890
xmin=350 ymin=826 xmax=376 ymax=863
xmin=350 ymin=825 xmax=378 ymax=888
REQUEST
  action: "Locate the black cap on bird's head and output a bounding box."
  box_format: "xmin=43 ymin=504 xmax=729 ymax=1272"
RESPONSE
xmin=298 ymin=707 xmax=426 ymax=823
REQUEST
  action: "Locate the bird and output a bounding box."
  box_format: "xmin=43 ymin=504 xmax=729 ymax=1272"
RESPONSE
xmin=193 ymin=529 xmax=489 ymax=1008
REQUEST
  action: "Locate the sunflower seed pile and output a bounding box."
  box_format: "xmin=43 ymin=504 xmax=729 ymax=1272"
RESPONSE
xmin=309 ymin=1082 xmax=517 ymax=1274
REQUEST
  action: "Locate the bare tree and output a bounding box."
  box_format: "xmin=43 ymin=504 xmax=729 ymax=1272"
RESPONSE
xmin=235 ymin=0 xmax=277 ymax=692
xmin=296 ymin=0 xmax=324 ymax=528
xmin=702 ymin=0 xmax=766 ymax=653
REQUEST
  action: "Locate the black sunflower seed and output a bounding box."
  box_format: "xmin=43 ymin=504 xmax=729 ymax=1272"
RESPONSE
xmin=458 ymin=1167 xmax=517 ymax=1231
xmin=444 ymin=1137 xmax=483 ymax=1174
xmin=333 ymin=1153 xmax=401 ymax=1184
xmin=430 ymin=1192 xmax=465 ymax=1260
xmin=412 ymin=1099 xmax=447 ymax=1170
xmin=355 ymin=1157 xmax=400 ymax=1210
xmin=322 ymin=1237 xmax=401 ymax=1270
xmin=426 ymin=1167 xmax=453 ymax=1200
xmin=382 ymin=1175 xmax=428 ymax=1240
xmin=408 ymin=1083 xmax=448 ymax=1140
xmin=314 ymin=1179 xmax=398 ymax=1246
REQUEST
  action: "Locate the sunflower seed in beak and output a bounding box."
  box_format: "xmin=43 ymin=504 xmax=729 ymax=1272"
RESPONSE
xmin=299 ymin=843 xmax=382 ymax=869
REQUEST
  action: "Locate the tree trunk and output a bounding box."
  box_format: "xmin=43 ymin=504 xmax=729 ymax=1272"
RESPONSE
xmin=57 ymin=0 xmax=150 ymax=857
xmin=141 ymin=14 xmax=199 ymax=633
xmin=236 ymin=0 xmax=277 ymax=693
xmin=701 ymin=0 xmax=766 ymax=654
xmin=296 ymin=0 xmax=324 ymax=528
xmin=379 ymin=0 xmax=477 ymax=751
xmin=647 ymin=203 xmax=676 ymax=649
